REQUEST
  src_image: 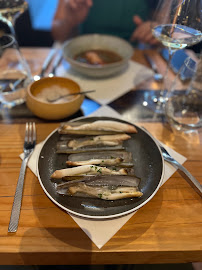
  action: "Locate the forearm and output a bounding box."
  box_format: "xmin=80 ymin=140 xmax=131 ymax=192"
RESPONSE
xmin=51 ymin=0 xmax=92 ymax=42
xmin=52 ymin=19 xmax=78 ymax=42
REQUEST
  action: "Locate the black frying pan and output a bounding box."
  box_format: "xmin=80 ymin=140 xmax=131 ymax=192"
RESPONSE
xmin=37 ymin=116 xmax=164 ymax=219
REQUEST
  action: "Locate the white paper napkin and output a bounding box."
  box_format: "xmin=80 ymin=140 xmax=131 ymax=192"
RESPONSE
xmin=56 ymin=60 xmax=154 ymax=105
xmin=20 ymin=106 xmax=187 ymax=249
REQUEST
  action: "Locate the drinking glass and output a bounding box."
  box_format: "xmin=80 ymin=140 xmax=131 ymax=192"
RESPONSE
xmin=0 ymin=34 xmax=31 ymax=107
xmin=165 ymin=55 xmax=202 ymax=132
xmin=0 ymin=0 xmax=28 ymax=37
xmin=149 ymin=0 xmax=202 ymax=114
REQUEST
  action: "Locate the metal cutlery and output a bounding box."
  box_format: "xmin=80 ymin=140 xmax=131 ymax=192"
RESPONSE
xmin=8 ymin=122 xmax=36 ymax=233
xmin=0 ymin=78 xmax=25 ymax=92
xmin=48 ymin=51 xmax=63 ymax=77
xmin=142 ymin=127 xmax=202 ymax=197
xmin=33 ymin=48 xmax=56 ymax=81
xmin=47 ymin=90 xmax=96 ymax=103
xmin=144 ymin=53 xmax=163 ymax=82
xmin=1 ymin=49 xmax=56 ymax=91
xmin=159 ymin=144 xmax=202 ymax=197
xmin=8 ymin=78 xmax=25 ymax=91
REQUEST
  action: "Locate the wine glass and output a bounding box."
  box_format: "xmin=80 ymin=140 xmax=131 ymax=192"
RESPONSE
xmin=165 ymin=55 xmax=202 ymax=133
xmin=148 ymin=0 xmax=202 ymax=114
xmin=0 ymin=0 xmax=28 ymax=37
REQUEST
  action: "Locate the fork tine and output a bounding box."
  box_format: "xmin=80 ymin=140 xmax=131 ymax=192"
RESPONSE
xmin=25 ymin=122 xmax=29 ymax=143
xmin=25 ymin=122 xmax=36 ymax=145
xmin=33 ymin=122 xmax=36 ymax=143
xmin=29 ymin=122 xmax=32 ymax=143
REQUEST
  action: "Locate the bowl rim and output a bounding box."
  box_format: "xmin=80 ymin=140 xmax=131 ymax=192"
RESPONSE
xmin=62 ymin=33 xmax=134 ymax=70
xmin=27 ymin=76 xmax=82 ymax=106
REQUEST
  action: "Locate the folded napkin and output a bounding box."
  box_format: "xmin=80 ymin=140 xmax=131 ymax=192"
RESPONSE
xmin=56 ymin=60 xmax=154 ymax=105
xmin=20 ymin=106 xmax=187 ymax=249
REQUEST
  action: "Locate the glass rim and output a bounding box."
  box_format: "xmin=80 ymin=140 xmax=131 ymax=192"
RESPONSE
xmin=183 ymin=56 xmax=197 ymax=72
xmin=0 ymin=34 xmax=15 ymax=49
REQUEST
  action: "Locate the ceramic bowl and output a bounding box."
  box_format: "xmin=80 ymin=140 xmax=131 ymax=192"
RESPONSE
xmin=26 ymin=77 xmax=84 ymax=120
xmin=62 ymin=34 xmax=134 ymax=78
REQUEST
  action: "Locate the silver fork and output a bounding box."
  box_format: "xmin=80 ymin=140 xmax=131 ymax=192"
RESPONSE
xmin=141 ymin=127 xmax=202 ymax=197
xmin=8 ymin=122 xmax=36 ymax=232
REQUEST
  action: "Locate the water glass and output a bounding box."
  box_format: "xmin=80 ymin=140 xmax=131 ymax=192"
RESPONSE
xmin=0 ymin=34 xmax=31 ymax=92
xmin=165 ymin=56 xmax=202 ymax=132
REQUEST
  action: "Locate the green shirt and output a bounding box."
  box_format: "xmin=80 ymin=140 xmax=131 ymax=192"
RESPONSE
xmin=80 ymin=0 xmax=151 ymax=41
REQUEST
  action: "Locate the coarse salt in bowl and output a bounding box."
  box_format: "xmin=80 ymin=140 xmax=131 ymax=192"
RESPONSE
xmin=26 ymin=77 xmax=84 ymax=120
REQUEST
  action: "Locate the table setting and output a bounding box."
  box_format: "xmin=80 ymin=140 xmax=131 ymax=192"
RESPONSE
xmin=18 ymin=107 xmax=188 ymax=249
xmin=0 ymin=0 xmax=202 ymax=265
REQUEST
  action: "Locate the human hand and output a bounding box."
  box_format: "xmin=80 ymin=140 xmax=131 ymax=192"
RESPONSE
xmin=130 ymin=15 xmax=159 ymax=45
xmin=64 ymin=0 xmax=93 ymax=27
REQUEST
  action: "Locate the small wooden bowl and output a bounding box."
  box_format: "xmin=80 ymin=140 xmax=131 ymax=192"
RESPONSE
xmin=26 ymin=77 xmax=84 ymax=120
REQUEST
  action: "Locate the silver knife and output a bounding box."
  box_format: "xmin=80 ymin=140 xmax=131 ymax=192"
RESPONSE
xmin=159 ymin=144 xmax=202 ymax=197
xmin=39 ymin=48 xmax=56 ymax=78
xmin=48 ymin=51 xmax=63 ymax=77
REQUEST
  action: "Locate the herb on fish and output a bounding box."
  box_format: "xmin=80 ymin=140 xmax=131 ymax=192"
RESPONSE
xmin=98 ymin=193 xmax=103 ymax=199
xmin=97 ymin=168 xmax=102 ymax=174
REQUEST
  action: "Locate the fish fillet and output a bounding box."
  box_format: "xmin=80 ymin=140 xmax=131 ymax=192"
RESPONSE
xmin=68 ymin=134 xmax=130 ymax=149
xmin=68 ymin=183 xmax=143 ymax=200
xmin=66 ymin=158 xmax=123 ymax=166
xmin=62 ymin=120 xmax=137 ymax=133
xmin=51 ymin=165 xmax=127 ymax=179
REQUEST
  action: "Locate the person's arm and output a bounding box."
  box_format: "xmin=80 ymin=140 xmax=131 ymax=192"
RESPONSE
xmin=52 ymin=0 xmax=92 ymax=42
xmin=52 ymin=0 xmax=77 ymax=42
xmin=130 ymin=16 xmax=159 ymax=45
xmin=130 ymin=1 xmax=173 ymax=45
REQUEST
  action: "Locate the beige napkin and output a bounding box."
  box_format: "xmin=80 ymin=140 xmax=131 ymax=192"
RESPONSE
xmin=20 ymin=106 xmax=187 ymax=249
xmin=56 ymin=60 xmax=154 ymax=105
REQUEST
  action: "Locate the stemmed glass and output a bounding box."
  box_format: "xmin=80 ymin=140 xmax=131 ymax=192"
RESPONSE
xmin=149 ymin=0 xmax=202 ymax=114
xmin=0 ymin=0 xmax=28 ymax=37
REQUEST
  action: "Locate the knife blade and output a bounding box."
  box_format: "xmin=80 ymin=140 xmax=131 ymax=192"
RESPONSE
xmin=39 ymin=48 xmax=56 ymax=78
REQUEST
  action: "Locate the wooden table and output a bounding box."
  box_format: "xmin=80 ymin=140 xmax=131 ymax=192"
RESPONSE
xmin=0 ymin=48 xmax=201 ymax=265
